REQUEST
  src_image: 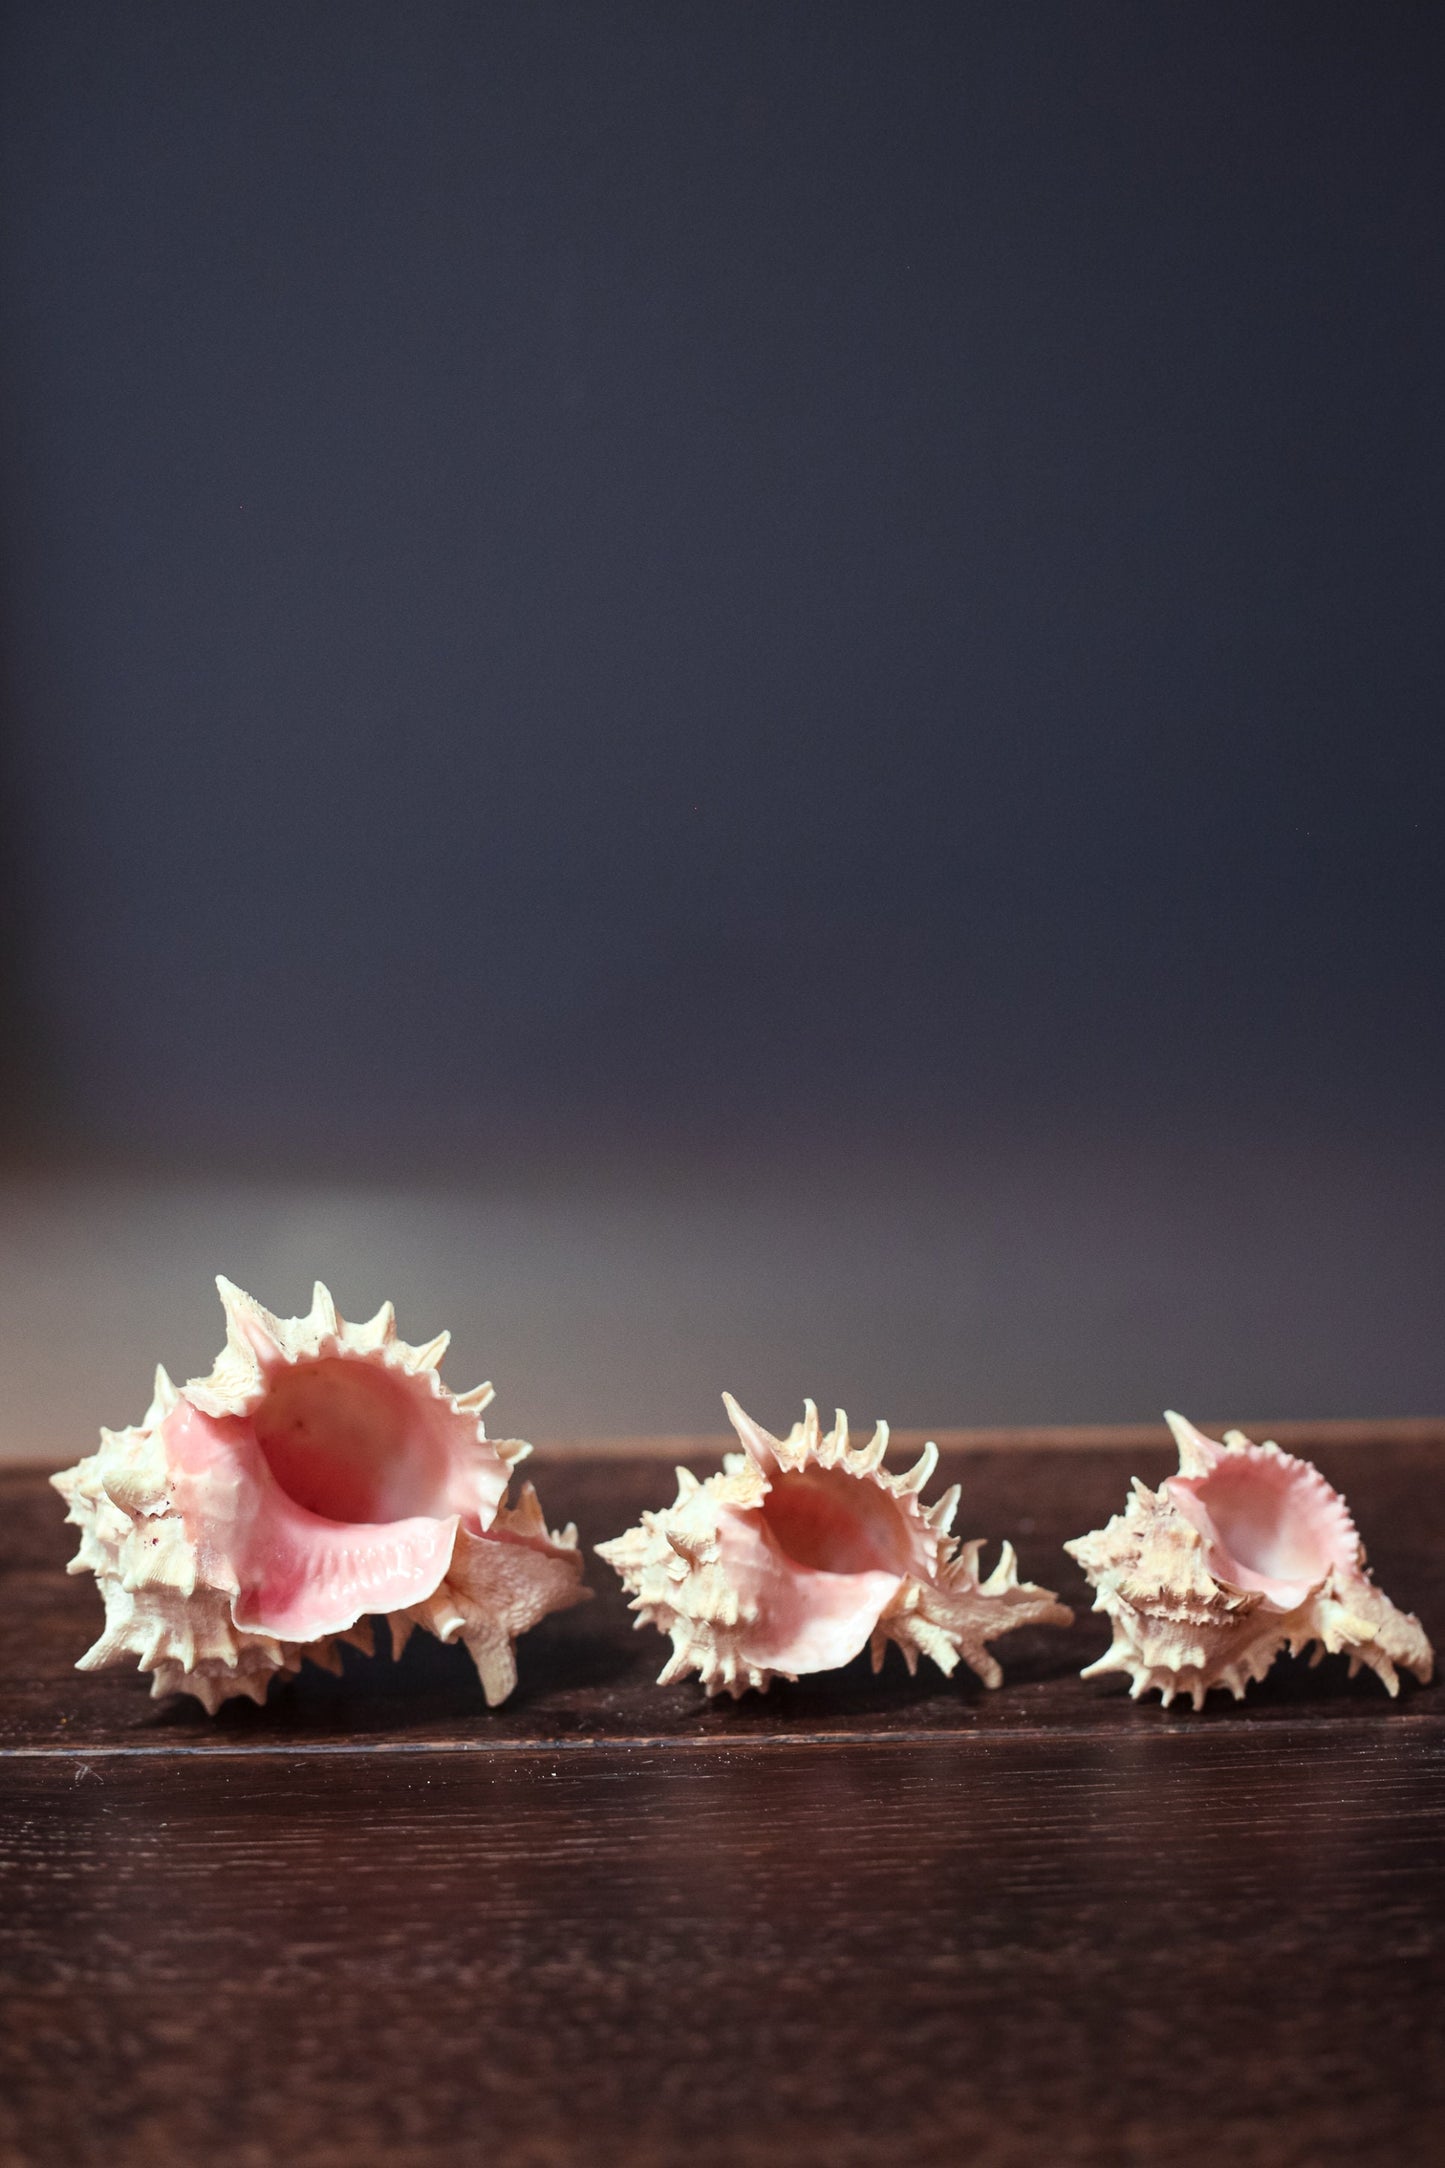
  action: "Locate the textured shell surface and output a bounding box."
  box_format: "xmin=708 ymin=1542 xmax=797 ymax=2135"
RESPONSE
xmin=52 ymin=1277 xmax=589 ymax=1711
xmin=1064 ymin=1410 xmax=1434 ymax=1709
xmin=596 ymin=1394 xmax=1072 ymax=1698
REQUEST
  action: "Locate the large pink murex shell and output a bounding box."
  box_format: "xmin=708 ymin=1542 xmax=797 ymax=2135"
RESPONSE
xmin=1065 ymin=1411 xmax=1434 ymax=1708
xmin=52 ymin=1278 xmax=588 ymax=1711
xmin=597 ymin=1395 xmax=1071 ymax=1697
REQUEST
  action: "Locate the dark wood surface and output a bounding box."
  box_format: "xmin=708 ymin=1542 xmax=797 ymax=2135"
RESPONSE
xmin=2 ymin=1431 xmax=1441 ymax=2167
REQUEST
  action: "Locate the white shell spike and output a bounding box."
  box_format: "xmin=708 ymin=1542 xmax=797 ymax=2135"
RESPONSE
xmin=1065 ymin=1411 xmax=1434 ymax=1710
xmin=52 ymin=1278 xmax=588 ymax=1713
xmin=596 ymin=1394 xmax=1071 ymax=1698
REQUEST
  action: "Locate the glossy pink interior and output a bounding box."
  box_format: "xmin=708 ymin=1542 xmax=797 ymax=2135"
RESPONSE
xmin=163 ymin=1356 xmax=505 ymax=1641
xmin=1169 ymin=1450 xmax=1359 ymax=1606
xmin=760 ymin=1465 xmax=916 ymax=1576
xmin=708 ymin=1466 xmax=930 ymax=1677
xmin=251 ymin=1358 xmax=462 ymax=1524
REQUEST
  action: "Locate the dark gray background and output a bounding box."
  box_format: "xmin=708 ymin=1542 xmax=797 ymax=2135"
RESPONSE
xmin=0 ymin=3 xmax=1441 ymax=1445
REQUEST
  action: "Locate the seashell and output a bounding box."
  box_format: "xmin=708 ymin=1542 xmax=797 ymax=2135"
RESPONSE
xmin=596 ymin=1394 xmax=1072 ymax=1698
xmin=1065 ymin=1410 xmax=1434 ymax=1709
xmin=52 ymin=1277 xmax=588 ymax=1712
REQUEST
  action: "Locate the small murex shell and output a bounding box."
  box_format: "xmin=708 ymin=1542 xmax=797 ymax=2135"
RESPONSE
xmin=596 ymin=1394 xmax=1072 ymax=1697
xmin=1065 ymin=1411 xmax=1434 ymax=1709
xmin=52 ymin=1277 xmax=588 ymax=1712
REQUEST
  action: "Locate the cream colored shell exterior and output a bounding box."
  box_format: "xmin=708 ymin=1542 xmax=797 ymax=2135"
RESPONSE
xmin=598 ymin=1397 xmax=1072 ymax=1697
xmin=1065 ymin=1414 xmax=1434 ymax=1709
xmin=52 ymin=1279 xmax=587 ymax=1711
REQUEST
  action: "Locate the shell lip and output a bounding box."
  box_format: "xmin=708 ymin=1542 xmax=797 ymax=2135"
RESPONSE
xmin=229 ymin=1508 xmax=463 ymax=1641
xmin=716 ymin=1503 xmax=907 ymax=1675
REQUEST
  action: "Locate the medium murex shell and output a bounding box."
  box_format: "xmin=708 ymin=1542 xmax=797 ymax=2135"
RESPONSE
xmin=1065 ymin=1411 xmax=1434 ymax=1709
xmin=53 ymin=1277 xmax=588 ymax=1711
xmin=596 ymin=1394 xmax=1072 ymax=1697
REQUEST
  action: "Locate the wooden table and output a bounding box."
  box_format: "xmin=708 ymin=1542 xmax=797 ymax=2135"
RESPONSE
xmin=2 ymin=1426 xmax=1441 ymax=2167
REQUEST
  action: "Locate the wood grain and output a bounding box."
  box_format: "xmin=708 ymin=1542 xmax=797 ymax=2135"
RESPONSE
xmin=1 ymin=1432 xmax=1441 ymax=2166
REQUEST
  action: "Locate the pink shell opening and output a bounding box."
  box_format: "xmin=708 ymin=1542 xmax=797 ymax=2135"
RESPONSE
xmin=162 ymin=1354 xmax=511 ymax=1642
xmin=1168 ymin=1446 xmax=1362 ymax=1610
xmin=761 ymin=1464 xmax=920 ymax=1577
xmin=251 ymin=1358 xmax=479 ymax=1524
xmin=717 ymin=1464 xmax=930 ymax=1676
